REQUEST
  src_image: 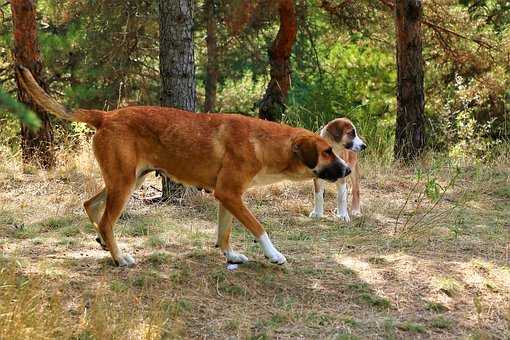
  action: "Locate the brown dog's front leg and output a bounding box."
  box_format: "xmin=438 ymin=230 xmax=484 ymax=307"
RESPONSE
xmin=214 ymin=191 xmax=286 ymax=265
xmin=216 ymin=203 xmax=249 ymax=264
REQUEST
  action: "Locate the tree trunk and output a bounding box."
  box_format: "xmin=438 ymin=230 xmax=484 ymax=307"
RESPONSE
xmin=159 ymin=0 xmax=196 ymax=201
xmin=394 ymin=0 xmax=426 ymax=162
xmin=258 ymin=0 xmax=297 ymax=122
xmin=11 ymin=0 xmax=55 ymax=169
xmin=204 ymin=0 xmax=218 ymax=113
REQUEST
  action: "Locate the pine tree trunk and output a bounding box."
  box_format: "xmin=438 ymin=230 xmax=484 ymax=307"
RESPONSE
xmin=11 ymin=0 xmax=55 ymax=169
xmin=394 ymin=0 xmax=426 ymax=162
xmin=204 ymin=0 xmax=218 ymax=113
xmin=258 ymin=0 xmax=297 ymax=122
xmin=159 ymin=0 xmax=196 ymax=201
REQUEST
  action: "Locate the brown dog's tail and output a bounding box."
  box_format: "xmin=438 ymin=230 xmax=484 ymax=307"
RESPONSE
xmin=16 ymin=65 xmax=104 ymax=129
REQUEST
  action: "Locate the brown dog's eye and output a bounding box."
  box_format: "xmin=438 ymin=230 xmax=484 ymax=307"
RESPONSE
xmin=323 ymin=147 xmax=334 ymax=157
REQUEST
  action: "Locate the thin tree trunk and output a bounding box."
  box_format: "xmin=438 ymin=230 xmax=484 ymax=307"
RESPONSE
xmin=204 ymin=0 xmax=218 ymax=113
xmin=11 ymin=0 xmax=55 ymax=169
xmin=159 ymin=0 xmax=196 ymax=201
xmin=394 ymin=0 xmax=426 ymax=162
xmin=258 ymin=0 xmax=297 ymax=122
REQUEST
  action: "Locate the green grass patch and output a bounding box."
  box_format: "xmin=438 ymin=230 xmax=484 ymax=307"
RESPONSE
xmin=367 ymin=256 xmax=388 ymax=265
xmin=430 ymin=316 xmax=453 ymax=329
xmin=40 ymin=216 xmax=76 ymax=231
xmin=147 ymin=251 xmax=171 ymax=266
xmin=397 ymin=321 xmax=426 ymax=333
xmin=146 ymin=234 xmax=167 ymax=248
xmin=161 ymin=298 xmax=192 ymax=318
xmin=13 ymin=224 xmax=40 ymax=239
xmin=359 ymin=292 xmax=391 ymax=309
xmin=56 ymin=237 xmax=77 ymax=247
xmin=333 ymin=334 xmax=361 ymax=340
xmin=122 ymin=216 xmax=162 ymax=237
xmin=437 ymin=277 xmax=462 ymax=297
xmin=110 ymin=280 xmax=129 ymax=293
xmin=60 ymin=225 xmax=80 ymax=237
xmin=425 ymin=301 xmax=448 ymax=313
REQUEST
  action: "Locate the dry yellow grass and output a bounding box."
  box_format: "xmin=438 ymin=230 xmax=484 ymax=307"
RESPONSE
xmin=0 ymin=142 xmax=509 ymax=339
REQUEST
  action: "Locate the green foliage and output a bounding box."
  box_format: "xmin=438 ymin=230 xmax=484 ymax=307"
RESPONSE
xmin=0 ymin=90 xmax=41 ymax=130
xmin=0 ymin=0 xmax=507 ymax=163
xmin=285 ymin=43 xmax=395 ymax=129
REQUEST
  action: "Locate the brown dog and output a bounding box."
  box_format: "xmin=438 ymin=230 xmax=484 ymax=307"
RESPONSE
xmin=309 ymin=118 xmax=366 ymax=222
xmin=17 ymin=66 xmax=351 ymax=267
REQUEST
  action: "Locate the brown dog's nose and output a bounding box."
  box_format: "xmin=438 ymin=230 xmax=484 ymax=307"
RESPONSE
xmin=361 ymin=144 xmax=367 ymax=151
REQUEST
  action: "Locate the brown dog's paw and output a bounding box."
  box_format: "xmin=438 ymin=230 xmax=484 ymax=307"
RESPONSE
xmin=95 ymin=236 xmax=109 ymax=251
xmin=114 ymin=254 xmax=136 ymax=267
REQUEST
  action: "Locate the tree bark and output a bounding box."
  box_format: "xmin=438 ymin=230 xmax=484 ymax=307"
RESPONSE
xmin=258 ymin=0 xmax=297 ymax=122
xmin=11 ymin=0 xmax=55 ymax=169
xmin=159 ymin=0 xmax=196 ymax=200
xmin=204 ymin=0 xmax=218 ymax=113
xmin=394 ymin=0 xmax=426 ymax=162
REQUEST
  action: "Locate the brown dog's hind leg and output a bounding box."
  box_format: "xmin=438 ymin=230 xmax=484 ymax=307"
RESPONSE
xmin=216 ymin=203 xmax=249 ymax=264
xmin=97 ymin=183 xmax=136 ymax=266
xmin=84 ymin=188 xmax=108 ymax=250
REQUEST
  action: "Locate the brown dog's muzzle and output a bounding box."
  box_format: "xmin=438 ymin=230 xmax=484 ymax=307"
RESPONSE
xmin=314 ymin=158 xmax=351 ymax=182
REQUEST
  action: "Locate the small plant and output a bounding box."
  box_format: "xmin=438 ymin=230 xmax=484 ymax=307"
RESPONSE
xmin=397 ymin=321 xmax=426 ymax=333
xmin=359 ymin=292 xmax=391 ymax=309
xmin=13 ymin=224 xmax=39 ymax=239
xmin=147 ymin=251 xmax=171 ymax=265
xmin=437 ymin=278 xmax=462 ymax=297
xmin=425 ymin=301 xmax=448 ymax=313
xmin=431 ymin=316 xmax=453 ymax=329
xmin=367 ymin=256 xmax=388 ymax=265
xmin=146 ymin=235 xmax=167 ymax=248
xmin=40 ymin=217 xmax=75 ymax=230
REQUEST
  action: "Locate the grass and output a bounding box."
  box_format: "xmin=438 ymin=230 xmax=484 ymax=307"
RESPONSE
xmin=0 ymin=145 xmax=509 ymax=338
xmin=430 ymin=316 xmax=453 ymax=329
xmin=397 ymin=321 xmax=427 ymax=333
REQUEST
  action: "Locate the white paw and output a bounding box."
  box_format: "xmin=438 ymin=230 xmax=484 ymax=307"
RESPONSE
xmin=309 ymin=210 xmax=324 ymax=219
xmin=266 ymin=251 xmax=287 ymax=265
xmin=116 ymin=254 xmax=136 ymax=267
xmin=225 ymin=250 xmax=249 ymax=264
xmin=334 ymin=209 xmax=351 ymax=223
xmin=352 ymin=209 xmax=362 ymax=218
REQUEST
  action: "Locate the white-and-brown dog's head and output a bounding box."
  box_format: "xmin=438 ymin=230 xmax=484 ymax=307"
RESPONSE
xmin=324 ymin=118 xmax=366 ymax=152
xmin=292 ymin=133 xmax=351 ymax=182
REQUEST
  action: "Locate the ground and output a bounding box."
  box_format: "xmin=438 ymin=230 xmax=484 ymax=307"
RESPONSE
xmin=0 ymin=145 xmax=509 ymax=339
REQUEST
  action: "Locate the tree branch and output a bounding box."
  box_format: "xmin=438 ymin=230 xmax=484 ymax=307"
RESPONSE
xmin=378 ymin=0 xmax=494 ymax=49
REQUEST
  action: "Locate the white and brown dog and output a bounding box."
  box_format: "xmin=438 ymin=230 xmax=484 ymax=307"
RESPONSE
xmin=17 ymin=66 xmax=352 ymax=267
xmin=309 ymin=118 xmax=366 ymax=222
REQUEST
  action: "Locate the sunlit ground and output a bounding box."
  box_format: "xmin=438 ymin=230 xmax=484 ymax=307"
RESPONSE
xmin=0 ymin=145 xmax=509 ymax=339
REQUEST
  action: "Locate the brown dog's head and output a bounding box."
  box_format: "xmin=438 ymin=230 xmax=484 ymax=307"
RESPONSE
xmin=325 ymin=118 xmax=366 ymax=152
xmin=292 ymin=133 xmax=351 ymax=182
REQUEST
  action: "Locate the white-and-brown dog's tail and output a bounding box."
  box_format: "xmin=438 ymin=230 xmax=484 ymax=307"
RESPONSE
xmin=16 ymin=65 xmax=104 ymax=129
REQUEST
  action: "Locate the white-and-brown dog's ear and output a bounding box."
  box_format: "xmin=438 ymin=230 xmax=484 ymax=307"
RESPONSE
xmin=325 ymin=121 xmax=343 ymax=143
xmin=292 ymin=136 xmax=318 ymax=169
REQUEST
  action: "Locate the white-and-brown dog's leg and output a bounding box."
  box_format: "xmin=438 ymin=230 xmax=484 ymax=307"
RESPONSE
xmin=334 ymin=178 xmax=350 ymax=222
xmin=309 ymin=178 xmax=325 ymax=219
xmin=217 ymin=203 xmax=249 ymax=264
xmin=351 ymin=163 xmax=362 ymax=217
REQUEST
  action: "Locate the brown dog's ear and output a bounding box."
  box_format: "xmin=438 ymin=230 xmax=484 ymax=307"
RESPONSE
xmin=292 ymin=136 xmax=318 ymax=169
